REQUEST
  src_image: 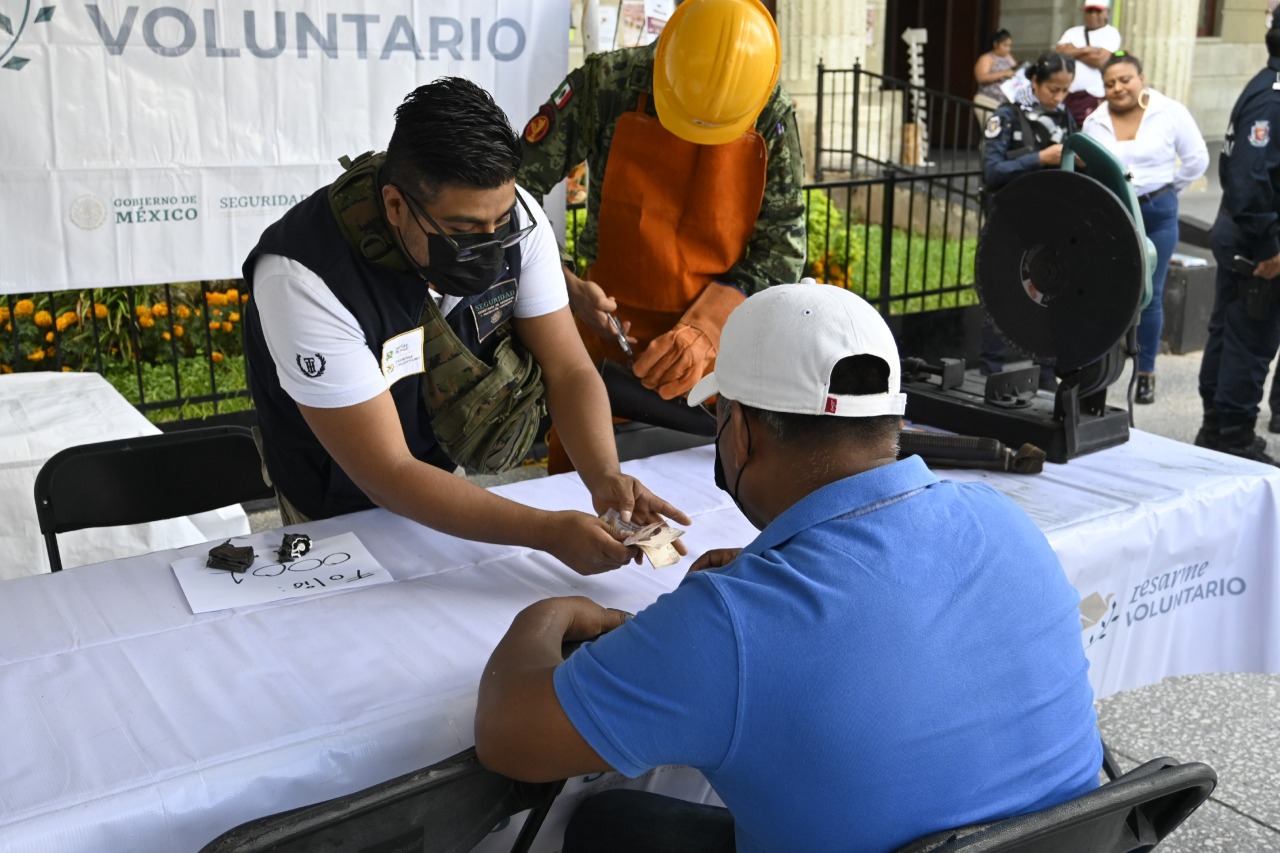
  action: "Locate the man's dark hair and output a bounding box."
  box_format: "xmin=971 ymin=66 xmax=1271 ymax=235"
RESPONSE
xmin=1268 ymin=26 xmax=1280 ymax=58
xmin=743 ymin=355 xmax=901 ymax=450
xmin=385 ymin=77 xmax=522 ymax=202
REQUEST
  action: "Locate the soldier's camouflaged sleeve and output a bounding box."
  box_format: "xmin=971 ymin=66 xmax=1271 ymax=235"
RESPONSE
xmin=518 ymin=47 xmax=652 ymax=272
xmin=517 ymin=60 xmax=605 ymax=269
xmin=718 ymin=87 xmax=808 ymax=296
xmin=517 ymin=64 xmax=595 ymax=205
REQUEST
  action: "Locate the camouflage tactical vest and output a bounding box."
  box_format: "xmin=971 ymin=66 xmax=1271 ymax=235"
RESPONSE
xmin=329 ymin=152 xmax=547 ymax=474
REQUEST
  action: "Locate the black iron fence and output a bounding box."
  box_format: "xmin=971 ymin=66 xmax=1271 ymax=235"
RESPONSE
xmin=2 ymin=68 xmax=986 ymax=427
xmin=800 ymin=171 xmax=984 ymax=316
xmin=814 ymin=60 xmax=990 ymax=180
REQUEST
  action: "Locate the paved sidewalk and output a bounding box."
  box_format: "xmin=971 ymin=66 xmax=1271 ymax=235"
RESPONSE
xmin=1099 ymin=673 xmax=1280 ymax=851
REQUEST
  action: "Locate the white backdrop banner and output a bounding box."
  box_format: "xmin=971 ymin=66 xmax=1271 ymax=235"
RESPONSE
xmin=0 ymin=1 xmax=569 ymax=294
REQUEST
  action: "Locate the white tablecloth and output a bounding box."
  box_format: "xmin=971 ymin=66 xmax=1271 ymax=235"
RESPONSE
xmin=938 ymin=430 xmax=1280 ymax=698
xmin=0 ymin=373 xmax=250 ymax=579
xmin=1 ymin=433 xmax=1277 ymax=852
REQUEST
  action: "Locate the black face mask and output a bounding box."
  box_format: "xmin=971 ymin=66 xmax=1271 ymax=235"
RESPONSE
xmin=713 ymin=404 xmax=751 ymax=519
xmin=421 ymin=222 xmax=512 ymax=298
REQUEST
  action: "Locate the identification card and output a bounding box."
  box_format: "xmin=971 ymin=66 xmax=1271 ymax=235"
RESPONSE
xmin=381 ymin=326 xmax=426 ymax=382
xmin=470 ymin=279 xmax=518 ymax=343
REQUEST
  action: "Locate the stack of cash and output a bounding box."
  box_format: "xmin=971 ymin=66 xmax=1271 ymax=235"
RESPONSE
xmin=601 ymin=509 xmax=684 ymax=568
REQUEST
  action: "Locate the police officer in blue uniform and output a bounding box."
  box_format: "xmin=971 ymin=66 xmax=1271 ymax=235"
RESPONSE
xmin=1195 ymin=14 xmax=1280 ymax=463
xmin=980 ymin=51 xmax=1078 ymax=388
xmin=983 ymin=52 xmax=1078 ymax=192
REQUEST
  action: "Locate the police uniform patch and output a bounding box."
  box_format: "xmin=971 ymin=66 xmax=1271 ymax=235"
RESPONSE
xmin=470 ymin=279 xmax=518 ymax=343
xmin=553 ymin=79 xmax=573 ymax=110
xmin=524 ymin=104 xmax=555 ymax=144
xmin=1250 ymin=120 xmax=1271 ymax=148
xmin=984 ymin=114 xmax=1003 ymax=139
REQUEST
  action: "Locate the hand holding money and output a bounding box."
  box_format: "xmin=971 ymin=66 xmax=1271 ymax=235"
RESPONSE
xmin=601 ymin=509 xmax=685 ymax=568
xmin=600 ymin=507 xmax=641 ymax=539
xmin=624 ymin=521 xmax=685 ymax=568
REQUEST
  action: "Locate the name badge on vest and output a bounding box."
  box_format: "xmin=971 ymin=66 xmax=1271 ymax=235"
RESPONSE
xmin=470 ymin=279 xmax=518 ymax=344
xmin=381 ymin=326 xmax=426 ymax=383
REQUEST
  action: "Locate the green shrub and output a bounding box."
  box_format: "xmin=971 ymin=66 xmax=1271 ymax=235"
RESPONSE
xmin=563 ymin=207 xmax=591 ymax=276
xmin=104 ymin=355 xmax=251 ymax=423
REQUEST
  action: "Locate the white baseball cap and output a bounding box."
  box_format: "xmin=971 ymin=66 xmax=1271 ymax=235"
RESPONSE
xmin=687 ymin=283 xmax=908 ymax=418
xmin=1083 ymin=0 xmax=1111 ymax=9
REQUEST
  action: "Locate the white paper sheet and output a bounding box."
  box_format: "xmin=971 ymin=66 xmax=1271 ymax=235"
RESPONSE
xmin=171 ymin=531 xmax=391 ymax=613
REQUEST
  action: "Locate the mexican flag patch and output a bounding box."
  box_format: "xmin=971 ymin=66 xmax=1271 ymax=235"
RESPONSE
xmin=553 ymin=79 xmax=573 ymax=110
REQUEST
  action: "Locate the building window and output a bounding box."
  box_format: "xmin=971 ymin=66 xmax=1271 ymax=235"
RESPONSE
xmin=1197 ymin=0 xmax=1222 ymax=37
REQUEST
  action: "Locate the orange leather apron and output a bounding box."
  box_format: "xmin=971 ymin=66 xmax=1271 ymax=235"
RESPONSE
xmin=581 ymin=92 xmax=768 ymax=365
xmin=550 ymin=93 xmax=767 ymax=474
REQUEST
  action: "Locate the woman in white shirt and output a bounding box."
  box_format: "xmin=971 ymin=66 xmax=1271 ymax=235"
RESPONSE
xmin=1083 ymin=52 xmax=1208 ymax=404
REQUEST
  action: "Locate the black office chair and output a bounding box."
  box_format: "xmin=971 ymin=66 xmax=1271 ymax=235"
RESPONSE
xmin=199 ymin=747 xmax=565 ymax=853
xmin=892 ymin=757 xmax=1217 ymax=853
xmin=33 ymin=425 xmax=274 ymax=572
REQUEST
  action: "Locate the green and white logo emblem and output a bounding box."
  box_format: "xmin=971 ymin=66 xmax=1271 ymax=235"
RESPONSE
xmin=1 ymin=3 xmax=55 ymax=71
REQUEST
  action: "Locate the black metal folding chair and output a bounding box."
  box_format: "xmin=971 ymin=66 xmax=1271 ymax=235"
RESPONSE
xmin=892 ymin=757 xmax=1217 ymax=853
xmin=33 ymin=425 xmax=273 ymax=572
xmin=198 ymin=747 xmax=565 ymax=853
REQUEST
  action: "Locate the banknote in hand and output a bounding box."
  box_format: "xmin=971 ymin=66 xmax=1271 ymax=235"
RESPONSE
xmin=601 ymin=507 xmax=642 ymax=540
xmin=600 ymin=510 xmax=685 ymax=568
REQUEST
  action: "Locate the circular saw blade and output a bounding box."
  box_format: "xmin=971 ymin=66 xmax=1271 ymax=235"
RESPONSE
xmin=976 ymin=170 xmax=1146 ymax=372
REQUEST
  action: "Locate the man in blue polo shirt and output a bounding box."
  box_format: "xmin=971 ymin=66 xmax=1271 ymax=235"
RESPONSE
xmin=475 ymin=284 xmax=1101 ymax=852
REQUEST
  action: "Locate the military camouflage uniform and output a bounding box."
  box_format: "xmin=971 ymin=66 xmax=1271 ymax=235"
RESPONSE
xmin=518 ymin=41 xmax=806 ymax=295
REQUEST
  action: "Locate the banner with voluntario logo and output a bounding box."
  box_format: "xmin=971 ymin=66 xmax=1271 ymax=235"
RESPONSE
xmin=0 ymin=1 xmax=568 ymax=294
xmin=944 ymin=430 xmax=1280 ymax=700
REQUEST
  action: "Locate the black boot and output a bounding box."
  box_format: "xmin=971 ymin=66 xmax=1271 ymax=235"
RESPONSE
xmin=1135 ymin=374 xmax=1155 ymax=405
xmin=1217 ymin=423 xmax=1277 ymax=465
xmin=1195 ymin=411 xmax=1268 ymax=453
xmin=1194 ymin=411 xmax=1222 ymax=449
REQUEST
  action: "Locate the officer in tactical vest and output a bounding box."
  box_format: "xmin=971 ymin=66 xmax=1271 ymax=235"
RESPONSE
xmin=982 ymin=52 xmax=1078 ymax=193
xmin=243 ymin=78 xmax=689 ymax=575
xmin=516 ymin=0 xmax=806 ymax=472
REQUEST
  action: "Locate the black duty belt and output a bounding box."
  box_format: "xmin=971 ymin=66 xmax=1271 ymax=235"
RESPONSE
xmin=1137 ymin=185 xmax=1174 ymax=205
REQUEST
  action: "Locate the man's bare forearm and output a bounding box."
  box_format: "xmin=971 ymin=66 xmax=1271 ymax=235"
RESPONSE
xmin=1077 ymin=46 xmax=1111 ymax=68
xmin=476 ymin=598 xmax=619 ymax=781
xmin=370 ymin=456 xmax=557 ymax=550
